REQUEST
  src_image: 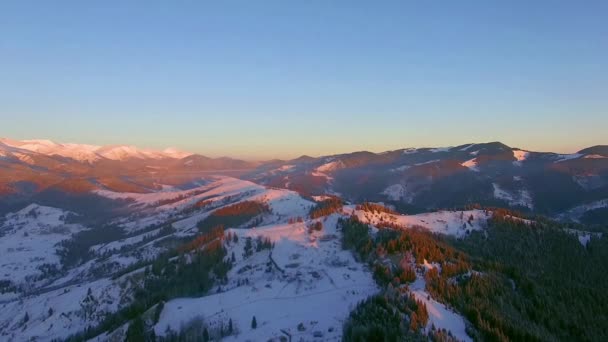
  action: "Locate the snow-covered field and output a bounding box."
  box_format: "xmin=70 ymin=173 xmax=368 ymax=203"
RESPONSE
xmin=346 ymin=206 xmax=490 ymax=238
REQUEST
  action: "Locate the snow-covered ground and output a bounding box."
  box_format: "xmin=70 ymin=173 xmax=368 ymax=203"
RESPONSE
xmin=558 ymin=199 xmax=608 ymax=223
xmin=410 ymin=276 xmax=472 ymax=342
xmin=0 ymin=273 xmax=138 ymax=342
xmin=512 ymin=149 xmax=530 ymax=166
xmin=461 ymin=158 xmax=479 ymax=172
xmin=492 ymin=183 xmax=533 ymax=209
xmin=346 ymin=207 xmax=490 ymax=238
xmin=381 ymin=183 xmax=410 ymax=202
xmin=0 ymin=204 xmax=86 ymax=288
xmin=155 ymin=215 xmax=378 ymax=341
xmin=0 ymin=138 xmax=191 ymax=163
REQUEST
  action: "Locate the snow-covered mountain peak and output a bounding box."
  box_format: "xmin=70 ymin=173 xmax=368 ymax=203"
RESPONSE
xmin=0 ymin=138 xmax=196 ymax=163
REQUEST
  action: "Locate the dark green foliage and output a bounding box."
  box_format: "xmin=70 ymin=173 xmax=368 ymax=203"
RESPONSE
xmin=343 ymin=295 xmax=428 ymax=342
xmin=203 ymin=327 xmax=209 ymax=342
xmin=255 ymin=236 xmax=273 ymax=252
xmin=125 ymin=317 xmax=145 ymax=342
xmin=197 ymin=201 xmax=270 ymax=233
xmin=65 ymin=230 xmax=230 ymax=342
xmin=339 ymin=216 xmax=373 ymax=260
xmin=432 ymin=214 xmax=608 ymax=341
xmin=58 ymin=225 xmax=123 ymax=267
xmin=243 ymin=237 xmax=253 ymax=258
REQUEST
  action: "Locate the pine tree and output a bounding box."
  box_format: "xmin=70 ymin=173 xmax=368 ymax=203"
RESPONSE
xmin=251 ymin=316 xmax=257 ymax=329
xmin=125 ymin=317 xmax=145 ymax=342
xmin=229 ymin=318 xmax=233 ymax=334
xmin=203 ymin=327 xmax=209 ymax=342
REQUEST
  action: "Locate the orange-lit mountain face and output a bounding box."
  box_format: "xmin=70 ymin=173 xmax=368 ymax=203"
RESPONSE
xmin=0 ymin=138 xmax=257 ymax=204
xmin=1 ymin=139 xmax=607 ymax=342
xmin=1 ymin=139 xmax=607 ymax=223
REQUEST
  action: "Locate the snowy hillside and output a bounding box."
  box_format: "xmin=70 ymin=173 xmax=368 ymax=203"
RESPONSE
xmin=0 ymin=205 xmax=86 ymax=293
xmin=346 ymin=206 xmax=490 ymax=238
xmin=155 ymin=216 xmax=378 ymax=341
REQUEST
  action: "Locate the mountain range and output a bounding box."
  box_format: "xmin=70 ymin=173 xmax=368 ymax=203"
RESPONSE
xmin=2 ymin=138 xmax=607 ymax=224
xmin=0 ymin=138 xmax=607 ymax=341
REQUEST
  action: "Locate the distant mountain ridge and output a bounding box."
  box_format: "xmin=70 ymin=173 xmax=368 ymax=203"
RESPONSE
xmin=246 ymin=142 xmax=608 ymax=223
xmin=1 ymin=138 xmax=607 ymax=223
xmin=0 ymin=138 xmax=193 ymax=162
xmin=0 ymin=138 xmax=257 ymax=203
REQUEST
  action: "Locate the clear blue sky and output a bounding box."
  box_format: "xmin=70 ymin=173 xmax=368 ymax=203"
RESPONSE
xmin=1 ymin=1 xmax=606 ymax=159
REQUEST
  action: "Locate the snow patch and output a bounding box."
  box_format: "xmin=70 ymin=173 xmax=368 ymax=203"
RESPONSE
xmin=461 ymin=158 xmax=479 ymax=172
xmin=492 ymin=183 xmax=533 ymax=209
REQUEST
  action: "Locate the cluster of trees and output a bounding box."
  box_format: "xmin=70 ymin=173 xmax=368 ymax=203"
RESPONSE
xmin=343 ymin=293 xmax=429 ymax=341
xmin=339 ymin=216 xmax=373 ymax=261
xmin=429 ymin=213 xmax=608 ymax=341
xmin=65 ymin=228 xmax=232 ymax=342
xmin=178 ymin=226 xmax=226 ymax=253
xmin=308 ymin=221 xmax=323 ymax=232
xmin=355 ymin=202 xmax=397 ymax=215
xmin=309 ymin=197 xmax=343 ymax=219
xmin=287 ymin=216 xmax=304 ymax=224
xmin=197 ymin=201 xmax=270 ymax=233
xmin=158 ymin=316 xmax=235 ymax=342
xmin=345 ymin=205 xmax=608 ymax=341
xmin=58 ymin=224 xmax=124 ymax=267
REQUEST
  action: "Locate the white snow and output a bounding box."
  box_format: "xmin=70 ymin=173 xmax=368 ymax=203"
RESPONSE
xmin=414 ymin=159 xmax=440 ymax=166
xmin=512 ymin=150 xmax=530 ymax=166
xmin=410 ymin=277 xmax=472 ymax=342
xmin=0 ymin=204 xmax=86 ymax=286
xmin=583 ymin=154 xmax=607 ymax=159
xmin=402 ymin=148 xmax=419 ymax=154
xmin=492 ymin=183 xmax=533 ymax=209
xmin=459 ymin=144 xmax=475 ymax=151
xmin=155 ymin=216 xmax=378 ymax=341
xmin=381 ymin=184 xmax=410 ymax=202
xmin=0 ymin=138 xmax=194 ymax=163
xmin=0 ymin=275 xmax=135 ymax=342
xmin=554 ymin=153 xmax=583 ymax=163
xmin=461 ymin=158 xmax=479 ymax=172
xmin=315 ymin=160 xmax=344 ymax=173
xmin=563 ymin=229 xmax=603 ymax=247
xmin=429 ymin=147 xmax=452 ymax=153
xmin=346 ymin=207 xmax=489 ymax=238
xmin=390 ymin=164 xmax=411 ymax=172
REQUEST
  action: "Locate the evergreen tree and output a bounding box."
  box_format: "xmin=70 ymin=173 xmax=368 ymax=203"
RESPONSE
xmin=251 ymin=316 xmax=257 ymax=329
xmin=203 ymin=327 xmax=209 ymax=342
xmin=125 ymin=317 xmax=145 ymax=342
xmin=229 ymin=318 xmax=233 ymax=334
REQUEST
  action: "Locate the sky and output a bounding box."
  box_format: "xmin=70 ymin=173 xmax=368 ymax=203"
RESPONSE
xmin=1 ymin=1 xmax=606 ymax=160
